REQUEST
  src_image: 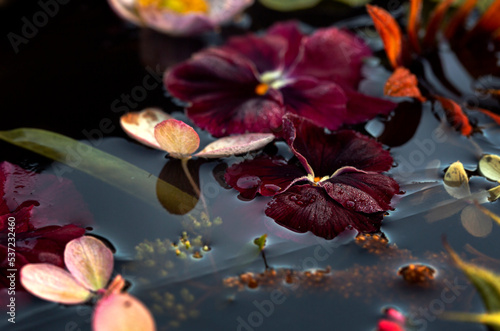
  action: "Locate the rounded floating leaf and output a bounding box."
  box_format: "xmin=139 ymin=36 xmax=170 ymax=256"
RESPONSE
xmin=154 ymin=119 xmax=200 ymax=158
xmin=479 ymin=154 xmax=500 ymax=182
xmin=21 ymin=264 xmax=92 ymax=304
xmin=120 ymin=108 xmax=173 ymax=149
xmin=194 ymin=133 xmax=275 ymax=158
xmin=93 ymin=293 xmax=156 ymax=331
xmin=64 ymin=236 xmax=114 ymax=292
xmin=461 ymin=205 xmax=493 ymax=238
xmin=444 ymin=161 xmax=470 ymax=199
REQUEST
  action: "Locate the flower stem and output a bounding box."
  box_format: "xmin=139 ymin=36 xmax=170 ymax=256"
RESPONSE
xmin=181 ymin=157 xmax=208 ymax=216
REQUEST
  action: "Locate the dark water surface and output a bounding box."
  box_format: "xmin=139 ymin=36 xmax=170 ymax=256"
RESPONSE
xmin=1 ymin=0 xmax=499 ymax=330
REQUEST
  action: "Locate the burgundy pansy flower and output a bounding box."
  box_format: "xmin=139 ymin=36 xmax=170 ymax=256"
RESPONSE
xmin=0 ymin=162 xmax=91 ymax=294
xmin=165 ymin=21 xmax=396 ymax=137
xmin=225 ymin=114 xmax=400 ymax=239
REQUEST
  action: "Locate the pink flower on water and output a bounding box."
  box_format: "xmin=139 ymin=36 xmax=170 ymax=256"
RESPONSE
xmin=225 ymin=114 xmax=400 ymax=239
xmin=165 ymin=21 xmax=396 ymax=137
xmin=108 ymin=0 xmax=254 ymax=36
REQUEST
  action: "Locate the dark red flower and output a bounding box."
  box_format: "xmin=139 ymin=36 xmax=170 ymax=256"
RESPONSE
xmin=225 ymin=114 xmax=400 ymax=239
xmin=0 ymin=162 xmax=91 ymax=294
xmin=165 ymin=21 xmax=396 ymax=137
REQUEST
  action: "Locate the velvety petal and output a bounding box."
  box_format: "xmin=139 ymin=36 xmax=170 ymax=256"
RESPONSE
xmin=0 ymin=205 xmax=33 ymax=234
xmin=225 ymin=155 xmax=308 ymax=199
xmin=21 ymin=263 xmax=92 ymax=305
xmin=265 ymin=184 xmax=383 ymax=239
xmin=267 ymin=21 xmax=305 ymax=69
xmin=280 ymin=77 xmax=348 ymax=131
xmin=165 ymin=48 xmax=260 ymax=103
xmin=343 ymin=88 xmax=397 ymax=125
xmin=321 ymin=167 xmax=400 ymax=213
xmin=222 ymin=34 xmax=287 ymax=73
xmin=289 ymin=27 xmax=372 ymax=88
xmin=282 ymin=114 xmax=394 ymax=177
xmin=186 ymin=89 xmax=284 ymax=136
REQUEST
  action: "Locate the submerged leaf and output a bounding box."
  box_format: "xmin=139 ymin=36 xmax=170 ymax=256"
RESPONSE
xmin=0 ymin=128 xmax=194 ymax=215
xmin=93 ymin=293 xmax=156 ymax=331
xmin=120 ymin=108 xmax=173 ymax=149
xmin=366 ymin=5 xmax=403 ymax=68
xmin=195 ymin=133 xmax=274 ymax=158
xmin=479 ymin=154 xmax=500 ymax=181
xmin=460 ymin=205 xmax=493 ymax=237
xmin=154 ymin=119 xmax=200 ymax=159
xmin=21 ymin=263 xmax=92 ymax=304
xmin=253 ymin=234 xmax=268 ymax=252
xmin=474 ymin=201 xmax=500 ymax=226
xmin=488 ymin=185 xmax=500 ymax=202
xmin=384 ymin=67 xmax=426 ymax=101
xmin=64 ymin=236 xmax=114 ymax=292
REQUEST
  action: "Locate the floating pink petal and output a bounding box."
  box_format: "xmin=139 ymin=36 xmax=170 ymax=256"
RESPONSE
xmin=154 ymin=119 xmax=200 ymax=158
xmin=20 ymin=263 xmax=92 ymax=305
xmin=93 ymin=293 xmax=156 ymax=331
xmin=195 ymin=133 xmax=275 ymax=158
xmin=120 ymin=108 xmax=173 ymax=149
xmin=64 ymin=236 xmax=114 ymax=292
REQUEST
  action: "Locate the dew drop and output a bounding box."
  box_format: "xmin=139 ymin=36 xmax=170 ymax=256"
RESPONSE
xmin=296 ymin=200 xmax=305 ymax=206
xmin=346 ymin=201 xmax=355 ymax=209
xmin=263 ymin=184 xmax=281 ymax=193
xmin=290 ymin=195 xmax=299 ymax=201
xmin=236 ymin=176 xmax=261 ymax=189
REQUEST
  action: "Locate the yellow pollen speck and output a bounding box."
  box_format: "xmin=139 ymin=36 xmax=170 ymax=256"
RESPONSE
xmin=138 ymin=0 xmax=209 ymax=14
xmin=313 ymin=177 xmax=321 ymax=183
xmin=255 ymin=83 xmax=270 ymax=96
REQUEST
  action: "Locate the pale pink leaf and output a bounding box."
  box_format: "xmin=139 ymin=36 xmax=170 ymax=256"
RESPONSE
xmin=93 ymin=293 xmax=156 ymax=331
xmin=154 ymin=119 xmax=200 ymax=158
xmin=64 ymin=236 xmax=114 ymax=292
xmin=20 ymin=264 xmax=92 ymax=304
xmin=120 ymin=108 xmax=173 ymax=149
xmin=194 ymin=133 xmax=275 ymax=158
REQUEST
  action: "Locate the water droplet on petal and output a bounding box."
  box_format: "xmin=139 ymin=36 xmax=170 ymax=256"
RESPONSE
xmin=263 ymin=184 xmax=281 ymax=193
xmin=290 ymin=195 xmax=299 ymax=201
xmin=236 ymin=176 xmax=261 ymax=189
xmin=346 ymin=201 xmax=355 ymax=209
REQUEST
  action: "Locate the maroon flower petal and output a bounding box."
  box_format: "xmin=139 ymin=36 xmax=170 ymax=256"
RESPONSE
xmin=343 ymin=88 xmax=397 ymax=125
xmin=186 ymin=89 xmax=284 ymax=136
xmin=280 ymin=77 xmax=347 ymax=131
xmin=165 ymin=48 xmax=260 ymax=103
xmin=282 ymin=114 xmax=394 ymax=177
xmin=267 ymin=21 xmax=305 ymax=69
xmin=222 ymin=34 xmax=287 ymax=73
xmin=265 ymin=184 xmax=383 ymax=239
xmin=289 ymin=27 xmax=372 ymax=88
xmin=225 ymin=155 xmax=308 ymax=199
xmin=321 ymin=167 xmax=400 ymax=213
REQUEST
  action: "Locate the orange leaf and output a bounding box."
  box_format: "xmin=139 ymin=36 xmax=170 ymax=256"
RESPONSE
xmin=384 ymin=67 xmax=426 ymax=102
xmin=444 ymin=0 xmax=478 ymax=40
xmin=434 ymin=96 xmax=473 ymax=136
xmin=469 ymin=0 xmax=500 ymax=38
xmin=366 ymin=5 xmax=403 ymax=68
xmin=476 ymin=108 xmax=500 ymax=125
xmin=408 ymin=0 xmax=423 ymax=53
xmin=423 ymin=0 xmax=455 ymax=49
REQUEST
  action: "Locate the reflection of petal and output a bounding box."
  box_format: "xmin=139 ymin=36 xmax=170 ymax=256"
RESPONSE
xmin=265 ymin=184 xmax=383 ymax=239
xmin=461 ymin=205 xmax=493 ymax=238
xmin=225 ymin=155 xmax=307 ymax=199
